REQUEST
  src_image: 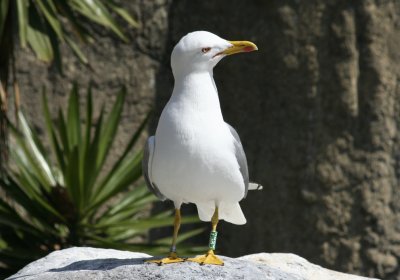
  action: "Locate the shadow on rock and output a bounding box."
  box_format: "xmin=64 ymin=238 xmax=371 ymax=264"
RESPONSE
xmin=49 ymin=257 xmax=153 ymax=272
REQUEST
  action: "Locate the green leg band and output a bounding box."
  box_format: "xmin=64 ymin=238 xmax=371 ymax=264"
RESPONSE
xmin=208 ymin=230 xmax=218 ymax=250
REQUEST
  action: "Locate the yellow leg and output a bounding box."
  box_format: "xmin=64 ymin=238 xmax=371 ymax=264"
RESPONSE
xmin=146 ymin=209 xmax=185 ymax=265
xmin=187 ymin=207 xmax=224 ymax=265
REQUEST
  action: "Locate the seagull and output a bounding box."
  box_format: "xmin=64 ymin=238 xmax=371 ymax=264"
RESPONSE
xmin=143 ymin=31 xmax=261 ymax=266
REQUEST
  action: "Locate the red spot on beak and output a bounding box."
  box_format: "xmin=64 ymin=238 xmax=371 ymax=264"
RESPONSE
xmin=243 ymin=46 xmax=255 ymax=52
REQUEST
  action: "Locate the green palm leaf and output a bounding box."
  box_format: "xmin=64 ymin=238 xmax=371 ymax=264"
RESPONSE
xmin=15 ymin=0 xmax=27 ymax=47
xmin=26 ymin=4 xmax=53 ymax=62
xmin=9 ymin=0 xmax=138 ymax=66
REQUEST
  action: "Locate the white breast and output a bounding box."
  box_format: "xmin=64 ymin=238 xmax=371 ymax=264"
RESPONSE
xmin=151 ymin=72 xmax=245 ymax=204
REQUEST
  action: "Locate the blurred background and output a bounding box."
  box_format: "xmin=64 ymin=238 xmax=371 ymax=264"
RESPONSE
xmin=1 ymin=0 xmax=399 ymax=279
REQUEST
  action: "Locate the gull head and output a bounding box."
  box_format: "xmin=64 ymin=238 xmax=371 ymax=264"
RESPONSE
xmin=171 ymin=31 xmax=258 ymax=77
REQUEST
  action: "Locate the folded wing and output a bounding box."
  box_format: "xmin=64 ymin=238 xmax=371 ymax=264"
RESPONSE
xmin=226 ymin=123 xmax=250 ymax=198
xmin=143 ymin=136 xmax=166 ymax=201
xmin=226 ymin=123 xmax=263 ymax=198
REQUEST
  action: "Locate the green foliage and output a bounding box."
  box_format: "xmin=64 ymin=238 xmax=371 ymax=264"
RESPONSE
xmin=0 ymin=85 xmax=203 ymax=278
xmin=0 ymin=0 xmax=138 ymax=66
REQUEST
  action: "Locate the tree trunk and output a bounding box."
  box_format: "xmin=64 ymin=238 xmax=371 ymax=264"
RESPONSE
xmin=155 ymin=1 xmax=400 ymax=279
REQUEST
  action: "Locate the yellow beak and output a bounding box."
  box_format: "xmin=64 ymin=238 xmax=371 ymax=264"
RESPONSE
xmin=221 ymin=41 xmax=258 ymax=56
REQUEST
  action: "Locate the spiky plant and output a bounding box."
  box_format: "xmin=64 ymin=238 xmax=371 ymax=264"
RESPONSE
xmin=0 ymin=0 xmax=139 ymax=175
xmin=0 ymin=85 xmax=203 ymax=278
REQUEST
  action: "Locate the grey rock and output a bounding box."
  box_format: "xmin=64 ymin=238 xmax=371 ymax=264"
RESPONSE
xmin=7 ymin=247 xmax=378 ymax=280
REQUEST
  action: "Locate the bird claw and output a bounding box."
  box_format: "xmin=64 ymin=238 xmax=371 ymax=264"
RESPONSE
xmin=145 ymin=252 xmax=185 ymax=265
xmin=187 ymin=250 xmax=224 ymax=266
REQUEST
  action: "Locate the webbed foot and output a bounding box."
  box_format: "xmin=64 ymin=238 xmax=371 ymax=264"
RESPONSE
xmin=187 ymin=250 xmax=224 ymax=266
xmin=145 ymin=252 xmax=185 ymax=265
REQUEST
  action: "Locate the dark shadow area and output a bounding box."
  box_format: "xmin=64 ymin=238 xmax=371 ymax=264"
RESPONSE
xmin=149 ymin=1 xmax=400 ymax=279
xmin=48 ymin=257 xmax=154 ymax=272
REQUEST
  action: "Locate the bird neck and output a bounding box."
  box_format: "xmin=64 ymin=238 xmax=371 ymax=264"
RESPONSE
xmin=171 ymin=70 xmax=223 ymax=118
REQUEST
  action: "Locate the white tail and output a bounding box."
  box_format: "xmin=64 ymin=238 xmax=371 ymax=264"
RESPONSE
xmin=195 ymin=201 xmax=246 ymax=225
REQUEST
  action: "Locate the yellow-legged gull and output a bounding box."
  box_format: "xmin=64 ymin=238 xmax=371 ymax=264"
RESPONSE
xmin=143 ymin=31 xmax=261 ymax=266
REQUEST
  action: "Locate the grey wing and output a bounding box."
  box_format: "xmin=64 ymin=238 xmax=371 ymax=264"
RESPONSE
xmin=143 ymin=136 xmax=166 ymax=201
xmin=226 ymin=123 xmax=250 ymax=199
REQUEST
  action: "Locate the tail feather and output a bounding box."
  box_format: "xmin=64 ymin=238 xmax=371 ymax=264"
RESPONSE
xmin=219 ymin=202 xmax=246 ymax=225
xmin=195 ymin=201 xmax=214 ymax=222
xmin=195 ymin=201 xmax=246 ymax=225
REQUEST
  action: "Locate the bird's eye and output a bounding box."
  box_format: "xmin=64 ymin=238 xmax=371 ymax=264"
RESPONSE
xmin=201 ymin=47 xmax=211 ymax=53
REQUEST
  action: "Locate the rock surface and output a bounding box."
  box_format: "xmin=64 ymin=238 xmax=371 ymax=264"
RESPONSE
xmin=7 ymin=247 xmax=378 ymax=280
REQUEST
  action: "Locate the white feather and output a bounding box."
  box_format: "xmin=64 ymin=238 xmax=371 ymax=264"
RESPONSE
xmin=150 ymin=31 xmax=249 ymax=225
